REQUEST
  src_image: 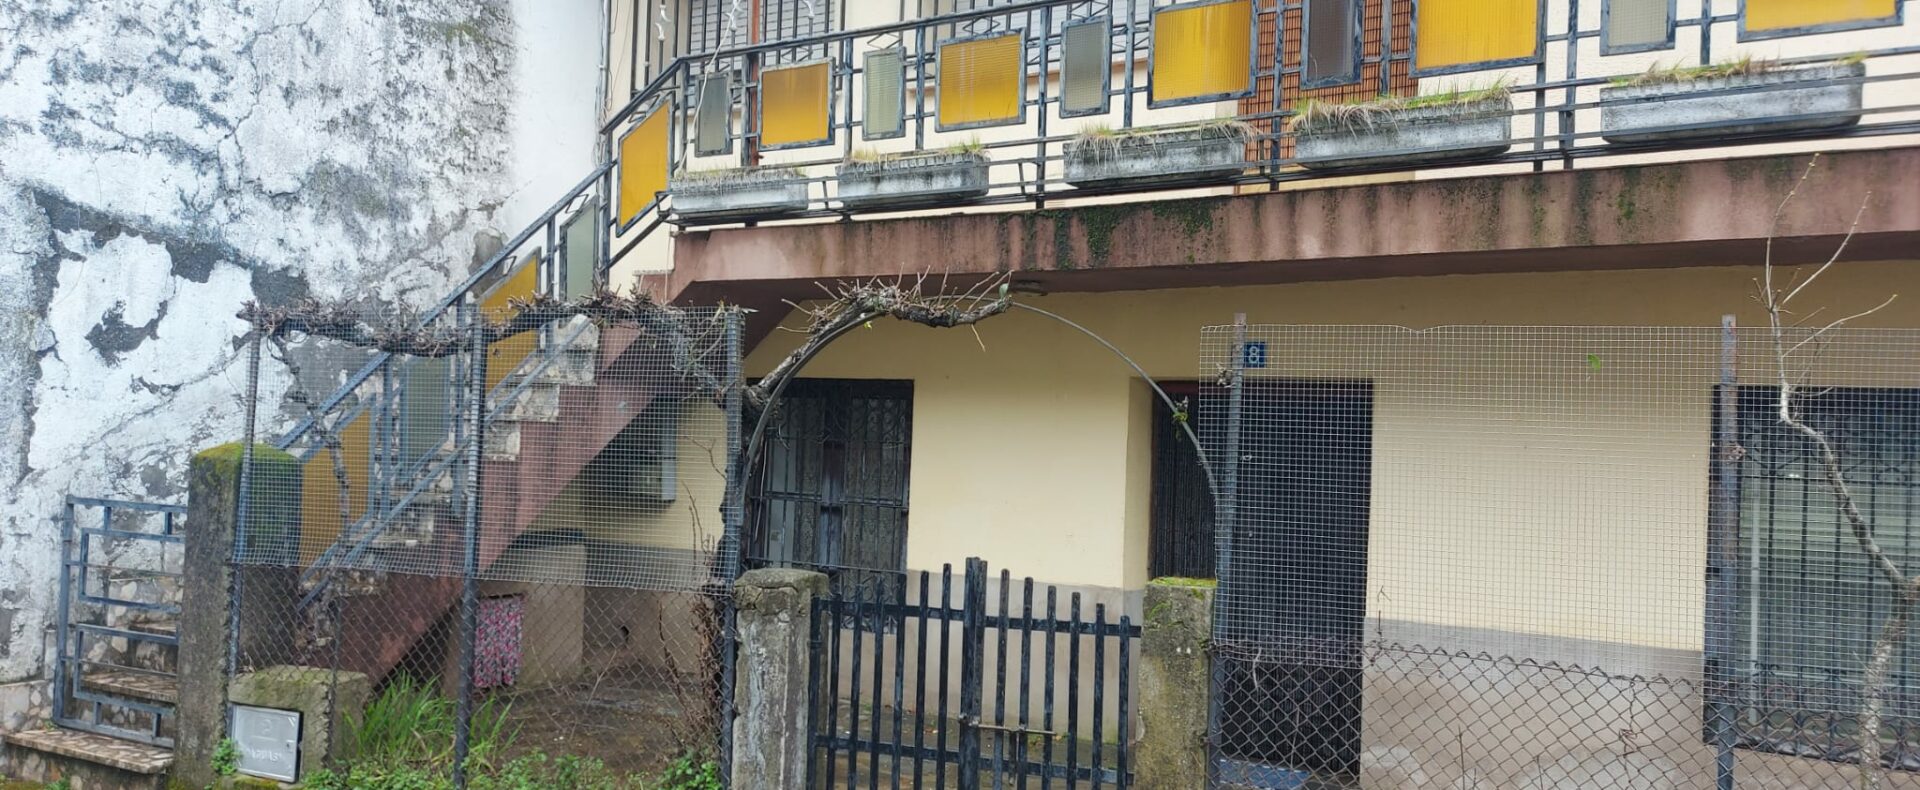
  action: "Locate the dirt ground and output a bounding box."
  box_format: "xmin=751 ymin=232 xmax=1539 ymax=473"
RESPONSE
xmin=494 ymin=669 xmax=713 ymax=776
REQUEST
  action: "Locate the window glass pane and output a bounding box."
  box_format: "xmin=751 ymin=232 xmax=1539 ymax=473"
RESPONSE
xmin=695 ymin=72 xmax=732 ymax=155
xmin=1304 ymin=0 xmax=1357 ymax=84
xmin=1604 ymin=0 xmax=1670 ymax=51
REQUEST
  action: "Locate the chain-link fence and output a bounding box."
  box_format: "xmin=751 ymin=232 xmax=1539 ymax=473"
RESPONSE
xmin=233 ymin=298 xmax=742 ymax=786
xmin=1200 ymin=323 xmax=1920 ymax=789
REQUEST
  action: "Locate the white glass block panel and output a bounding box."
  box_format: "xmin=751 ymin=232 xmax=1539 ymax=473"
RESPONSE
xmin=1605 ymin=0 xmax=1671 ymax=51
xmin=1060 ymin=19 xmax=1110 ymax=115
xmin=696 ymin=72 xmax=732 ymax=156
xmin=864 ymin=48 xmax=905 ymax=140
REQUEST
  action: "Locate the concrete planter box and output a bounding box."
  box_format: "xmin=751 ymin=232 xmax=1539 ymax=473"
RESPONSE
xmin=669 ymin=168 xmax=810 ymax=223
xmin=1065 ymin=126 xmax=1246 ymax=188
xmin=1601 ymin=62 xmax=1864 ymax=145
xmin=837 ymin=152 xmax=990 ymax=209
xmin=1294 ymin=97 xmax=1513 ymax=170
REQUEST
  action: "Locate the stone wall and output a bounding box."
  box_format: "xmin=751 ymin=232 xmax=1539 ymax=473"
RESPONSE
xmin=0 ymin=0 xmax=600 ymax=721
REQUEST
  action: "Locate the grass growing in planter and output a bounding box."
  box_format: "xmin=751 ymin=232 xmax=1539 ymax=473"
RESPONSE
xmin=847 ymin=138 xmax=988 ymax=165
xmin=1287 ymin=81 xmax=1512 ymax=135
xmin=1608 ymin=53 xmax=1864 ymax=88
xmin=671 ymin=166 xmax=806 ymax=184
xmin=1069 ymin=119 xmax=1254 ymax=161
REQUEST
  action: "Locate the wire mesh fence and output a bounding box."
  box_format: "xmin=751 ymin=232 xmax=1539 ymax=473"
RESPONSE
xmin=1199 ymin=323 xmax=1920 ymax=789
xmin=233 ymin=300 xmax=743 ymax=786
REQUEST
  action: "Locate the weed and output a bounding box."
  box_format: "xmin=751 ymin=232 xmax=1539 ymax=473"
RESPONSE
xmin=1598 ymin=54 xmax=1873 ymax=87
xmin=1069 ymin=119 xmax=1253 ymax=160
xmin=649 ymin=751 xmax=723 ymax=790
xmin=212 ymin=736 xmax=240 ymax=777
xmin=349 ymin=676 xmax=517 ymax=770
xmin=1288 ymin=80 xmax=1512 ymax=134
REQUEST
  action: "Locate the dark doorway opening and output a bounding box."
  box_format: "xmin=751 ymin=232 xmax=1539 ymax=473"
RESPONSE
xmin=1151 ymin=381 xmax=1215 ymax=579
xmin=1216 ymin=380 xmax=1374 ymax=782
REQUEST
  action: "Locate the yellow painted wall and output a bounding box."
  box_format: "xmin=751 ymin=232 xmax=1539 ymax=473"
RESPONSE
xmin=743 ymin=261 xmax=1920 ymax=658
xmin=533 ymin=399 xmax=729 ymax=552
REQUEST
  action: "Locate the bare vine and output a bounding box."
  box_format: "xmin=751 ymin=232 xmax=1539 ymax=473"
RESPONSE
xmin=1755 ymin=153 xmax=1898 ymax=788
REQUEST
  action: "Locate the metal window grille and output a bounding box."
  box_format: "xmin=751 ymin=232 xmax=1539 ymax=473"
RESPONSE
xmin=749 ymin=379 xmax=914 ymax=600
xmin=1733 ymin=385 xmax=1920 ymax=763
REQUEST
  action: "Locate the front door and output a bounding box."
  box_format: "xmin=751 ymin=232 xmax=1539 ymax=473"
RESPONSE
xmin=1216 ymin=380 xmax=1373 ymax=781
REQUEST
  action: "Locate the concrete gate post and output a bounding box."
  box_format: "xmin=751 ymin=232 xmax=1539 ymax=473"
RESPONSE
xmin=175 ymin=442 xmax=300 ymax=787
xmin=731 ymin=567 xmax=830 ymax=787
xmin=1138 ymin=578 xmax=1217 ymax=790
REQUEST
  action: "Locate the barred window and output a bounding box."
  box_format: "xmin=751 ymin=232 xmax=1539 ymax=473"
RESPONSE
xmin=748 ymin=379 xmax=914 ymax=601
xmin=1732 ymin=386 xmax=1920 ymax=762
xmin=684 ymin=0 xmax=832 ymax=55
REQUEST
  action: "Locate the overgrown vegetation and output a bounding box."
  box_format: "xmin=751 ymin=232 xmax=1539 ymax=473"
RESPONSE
xmin=847 ymin=138 xmax=988 ymax=164
xmin=1288 ymin=80 xmax=1512 ymax=134
xmin=211 ymin=737 xmax=240 ymax=777
xmin=1608 ymin=53 xmax=1863 ymax=88
xmin=286 ymin=679 xmax=721 ymax=789
xmin=669 ymin=165 xmax=806 ymax=183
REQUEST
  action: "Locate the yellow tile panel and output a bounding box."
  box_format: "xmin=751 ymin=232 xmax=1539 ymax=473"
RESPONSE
xmin=1415 ymin=0 xmax=1539 ymax=72
xmin=1151 ymin=0 xmax=1254 ymax=103
xmin=300 ymin=412 xmax=370 ymax=565
xmin=482 ymin=253 xmax=541 ymax=392
xmin=617 ymin=102 xmax=670 ymax=227
xmin=1746 ymin=0 xmax=1897 ymax=32
xmin=762 ymin=61 xmax=833 ymax=147
xmin=938 ymin=33 xmax=1024 ymax=128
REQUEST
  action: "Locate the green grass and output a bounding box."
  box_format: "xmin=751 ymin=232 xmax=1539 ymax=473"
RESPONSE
xmin=1288 ymin=80 xmax=1512 ymax=134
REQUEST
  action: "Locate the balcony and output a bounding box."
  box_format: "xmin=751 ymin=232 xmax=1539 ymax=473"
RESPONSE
xmin=591 ymin=0 xmax=1917 ymax=268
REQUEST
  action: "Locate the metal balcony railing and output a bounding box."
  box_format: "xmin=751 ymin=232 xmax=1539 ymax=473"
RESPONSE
xmin=602 ymin=0 xmax=1917 ymax=225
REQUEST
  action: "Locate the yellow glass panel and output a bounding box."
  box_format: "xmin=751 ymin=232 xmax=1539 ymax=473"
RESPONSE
xmin=762 ymin=61 xmax=832 ymax=147
xmin=617 ymin=102 xmax=670 ymax=227
xmin=300 ymin=413 xmax=370 ymax=565
xmin=938 ymin=33 xmax=1024 ymax=128
xmin=1151 ymin=0 xmax=1253 ymax=103
xmin=1415 ymin=0 xmax=1539 ymax=72
xmin=482 ymin=253 xmax=541 ymax=392
xmin=1746 ymin=0 xmax=1896 ymax=32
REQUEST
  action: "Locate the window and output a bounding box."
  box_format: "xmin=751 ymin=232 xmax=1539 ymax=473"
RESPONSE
xmin=1303 ymin=0 xmax=1360 ymax=87
xmin=1731 ymin=386 xmax=1920 ymax=759
xmin=749 ymin=379 xmax=914 ymax=598
xmin=684 ymin=0 xmax=831 ymax=55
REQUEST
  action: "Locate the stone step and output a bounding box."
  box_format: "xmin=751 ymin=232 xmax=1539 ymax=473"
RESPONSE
xmin=79 ymin=670 xmax=178 ymax=705
xmin=3 ymin=727 xmax=171 ymax=789
xmin=488 ymin=382 xmax=560 ymax=422
xmin=484 ymin=421 xmax=521 ymax=462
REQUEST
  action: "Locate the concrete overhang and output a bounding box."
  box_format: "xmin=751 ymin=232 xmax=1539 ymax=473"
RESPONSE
xmin=665 ymin=147 xmax=1920 ymax=341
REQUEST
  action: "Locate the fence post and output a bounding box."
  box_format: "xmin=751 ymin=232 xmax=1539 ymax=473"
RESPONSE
xmin=453 ymin=301 xmax=486 ymax=789
xmin=958 ymin=557 xmax=987 ymax=790
xmin=1139 ymin=579 xmax=1216 ymax=789
xmin=1705 ymin=315 xmax=1740 ymax=790
xmin=175 ymin=440 xmax=299 ymax=787
xmin=730 ymin=567 xmax=829 ymax=787
xmin=1204 ymin=314 xmax=1248 ymax=783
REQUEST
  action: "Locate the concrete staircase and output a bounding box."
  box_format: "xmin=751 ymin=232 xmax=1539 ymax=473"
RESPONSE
xmin=6 ymin=526 xmax=181 ymax=788
xmin=317 ymin=318 xmax=665 ymax=681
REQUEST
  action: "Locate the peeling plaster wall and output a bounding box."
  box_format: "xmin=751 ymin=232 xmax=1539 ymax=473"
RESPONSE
xmin=0 ymin=0 xmax=601 ymax=690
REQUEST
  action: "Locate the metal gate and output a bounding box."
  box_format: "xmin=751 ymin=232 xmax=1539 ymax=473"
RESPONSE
xmin=52 ymin=496 xmax=184 ymax=746
xmin=808 ymin=557 xmax=1138 ymax=788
